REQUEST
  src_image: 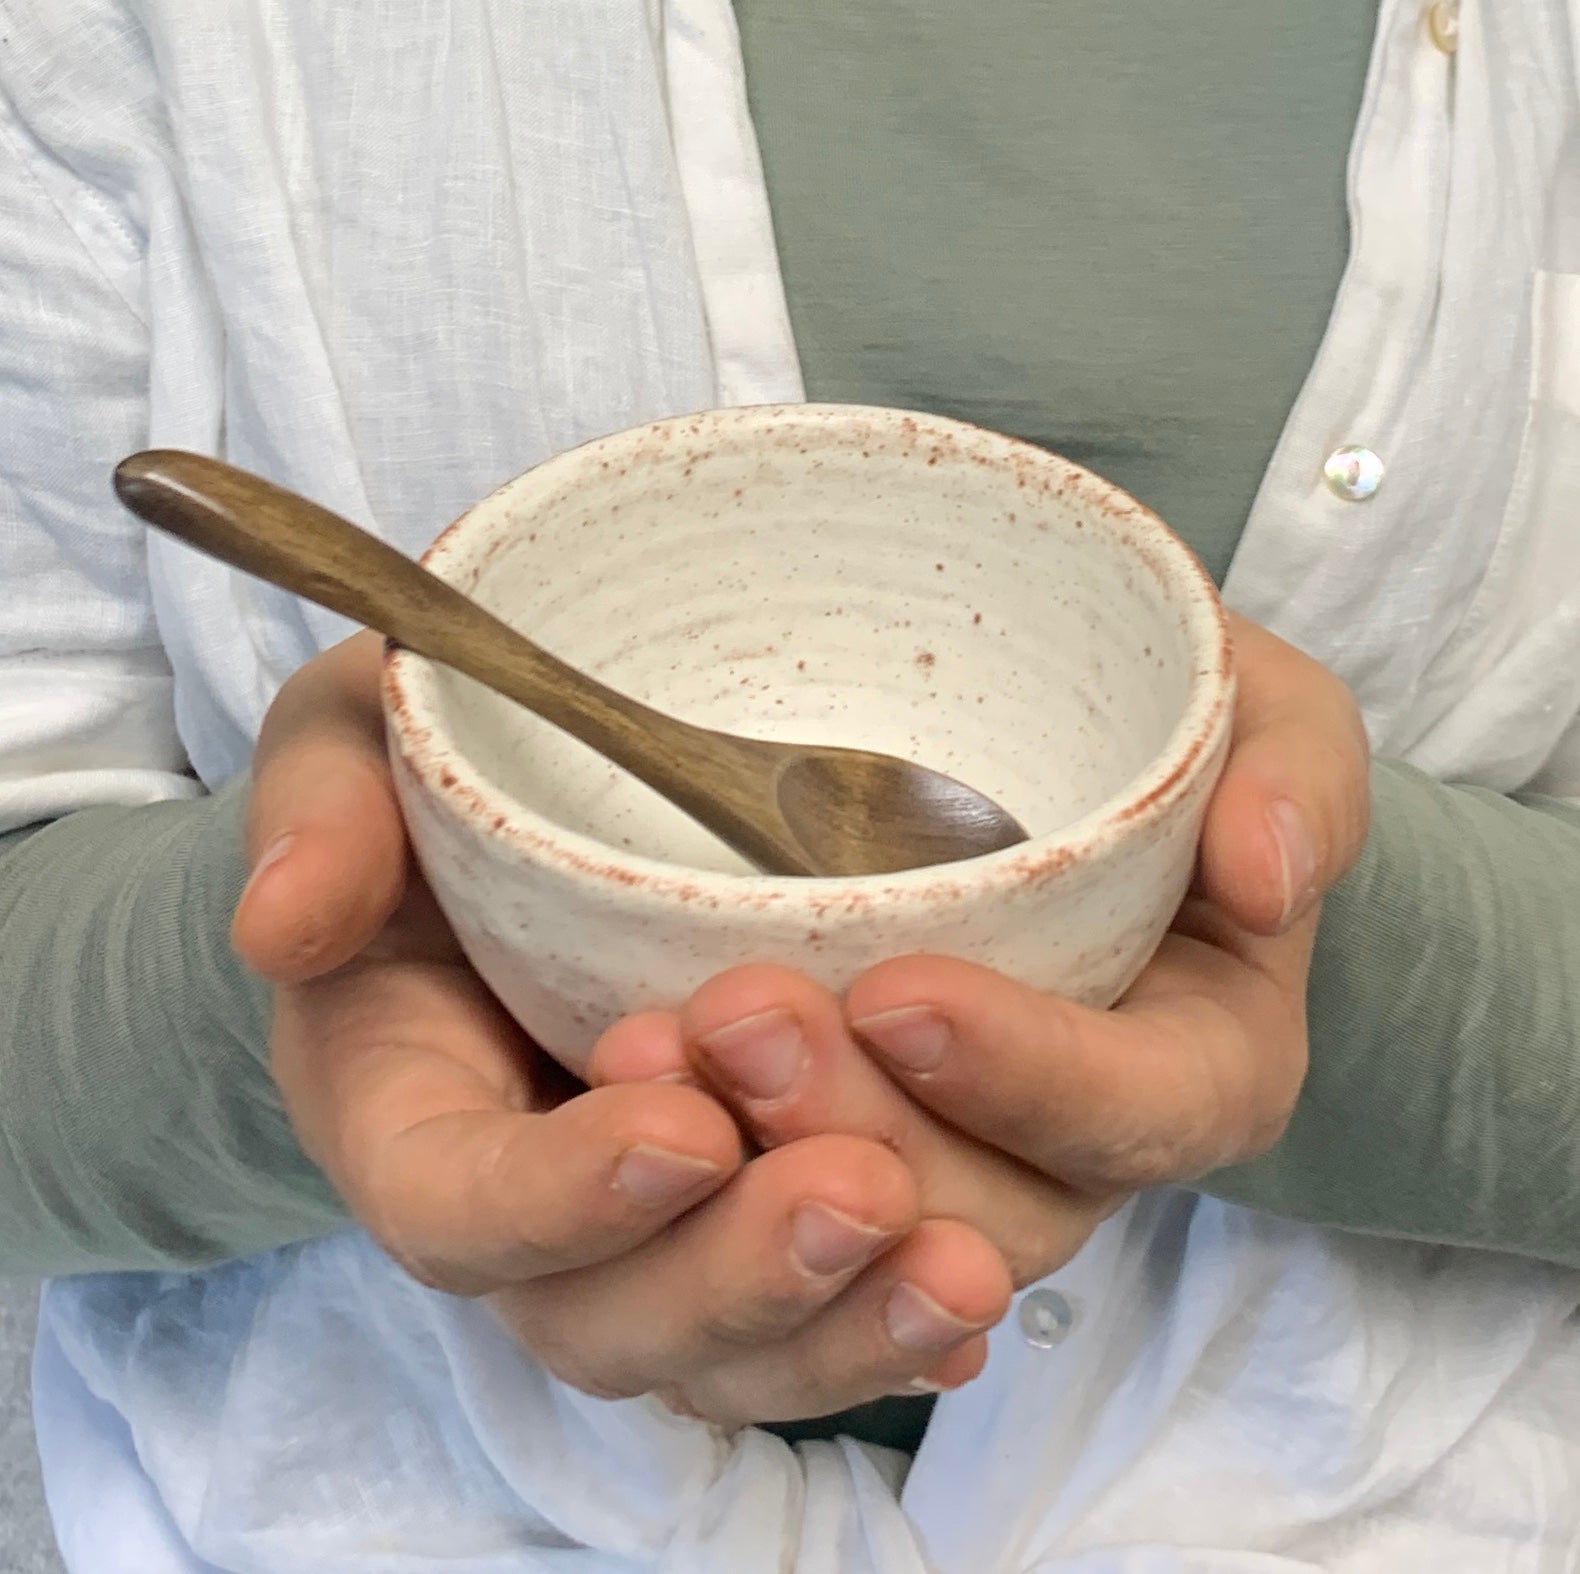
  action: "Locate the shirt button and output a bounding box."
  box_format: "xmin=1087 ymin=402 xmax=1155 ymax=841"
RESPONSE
xmin=1323 ymin=445 xmax=1385 ymax=502
xmin=1019 ymin=1288 xmax=1079 ymax=1348
xmin=1425 ymin=0 xmax=1459 ymax=54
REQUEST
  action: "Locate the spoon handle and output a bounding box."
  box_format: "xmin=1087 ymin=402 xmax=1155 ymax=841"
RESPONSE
xmin=112 ymin=450 xmax=693 ymax=773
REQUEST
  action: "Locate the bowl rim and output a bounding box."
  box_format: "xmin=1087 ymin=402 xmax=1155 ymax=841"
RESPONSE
xmin=383 ymin=402 xmax=1235 ymax=907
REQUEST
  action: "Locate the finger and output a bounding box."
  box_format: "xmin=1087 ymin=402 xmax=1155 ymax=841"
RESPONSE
xmin=676 ymin=1219 xmax=1011 ymax=1424
xmin=848 ymin=935 xmax=1311 ymax=1193
xmin=585 ymin=1011 xmax=693 ymax=1087
xmin=681 ymin=965 xmax=1106 ymax=1285
xmin=1200 ymin=613 xmax=1371 ymax=935
xmin=233 ymin=631 xmax=408 ymax=982
xmin=498 ymin=1134 xmax=922 ymax=1400
xmin=273 ymin=956 xmax=743 ymax=1293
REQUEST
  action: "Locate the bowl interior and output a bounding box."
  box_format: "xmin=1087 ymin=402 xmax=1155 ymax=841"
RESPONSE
xmin=415 ymin=407 xmax=1213 ymax=877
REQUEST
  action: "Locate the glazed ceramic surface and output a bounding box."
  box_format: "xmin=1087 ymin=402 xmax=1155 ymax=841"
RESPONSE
xmin=385 ymin=404 xmax=1233 ymax=1071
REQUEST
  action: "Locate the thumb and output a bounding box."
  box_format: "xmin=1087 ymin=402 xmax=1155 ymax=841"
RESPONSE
xmin=1197 ymin=613 xmax=1372 ymax=936
xmin=232 ymin=632 xmax=409 ymax=982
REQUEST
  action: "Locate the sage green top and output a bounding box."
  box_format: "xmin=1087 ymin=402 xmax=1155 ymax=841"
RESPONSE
xmin=739 ymin=0 xmax=1377 ymax=584
xmin=3 ymin=0 xmax=1580 ymax=1464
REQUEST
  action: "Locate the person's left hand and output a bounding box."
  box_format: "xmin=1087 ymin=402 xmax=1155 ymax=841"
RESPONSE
xmin=588 ymin=614 xmax=1370 ymax=1338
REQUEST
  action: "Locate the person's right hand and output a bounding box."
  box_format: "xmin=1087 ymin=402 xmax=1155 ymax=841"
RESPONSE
xmin=230 ymin=633 xmax=1010 ymax=1424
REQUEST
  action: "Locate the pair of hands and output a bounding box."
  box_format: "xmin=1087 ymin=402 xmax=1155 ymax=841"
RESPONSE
xmin=235 ymin=616 xmax=1369 ymax=1425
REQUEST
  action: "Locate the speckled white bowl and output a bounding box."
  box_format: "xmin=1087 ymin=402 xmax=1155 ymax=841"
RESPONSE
xmin=385 ymin=405 xmax=1233 ymax=1072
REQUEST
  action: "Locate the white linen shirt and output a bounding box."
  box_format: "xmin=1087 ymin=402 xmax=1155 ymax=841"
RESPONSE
xmin=4 ymin=0 xmax=1580 ymax=1569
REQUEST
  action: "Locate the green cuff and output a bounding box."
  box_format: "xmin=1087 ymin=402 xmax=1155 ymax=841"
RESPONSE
xmin=0 ymin=779 xmax=347 ymax=1274
xmin=1203 ymin=759 xmax=1580 ymax=1267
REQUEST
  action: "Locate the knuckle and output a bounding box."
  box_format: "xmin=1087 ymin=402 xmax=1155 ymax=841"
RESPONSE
xmin=502 ymin=1210 xmax=594 ymax=1280
xmin=684 ymin=1331 xmax=885 ymax=1425
xmin=652 ymin=1385 xmax=707 ymax=1422
xmin=1063 ymin=1110 xmax=1217 ymax=1192
xmin=542 ymin=1353 xmax=646 ymax=1403
xmin=697 ymin=1280 xmax=824 ymax=1349
xmin=346 ymin=1183 xmax=429 ymax=1281
xmin=503 ymin=1226 xmax=573 ymax=1279
xmin=1103 ymin=1143 xmax=1201 ymax=1191
xmin=1046 ymin=1084 xmax=1211 ymax=1193
xmin=563 ymin=1367 xmax=648 ymax=1403
xmin=356 ymin=1183 xmax=489 ymax=1296
xmin=376 ymin=1234 xmax=487 ymax=1297
xmin=997 ymin=1213 xmax=1085 ymax=1290
xmin=1229 ymin=1024 xmax=1306 ymax=1165
xmin=470 ymin=1151 xmax=573 ymax=1275
xmin=1232 ymin=1073 xmax=1303 ymax=1164
xmin=791 ymin=1348 xmax=852 ymax=1413
xmin=507 ymin=1312 xmax=648 ymax=1402
xmin=761 ymin=1342 xmax=854 ymax=1422
xmin=672 ymin=1374 xmax=757 ymax=1427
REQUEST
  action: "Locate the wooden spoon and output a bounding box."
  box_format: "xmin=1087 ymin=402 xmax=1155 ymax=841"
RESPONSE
xmin=113 ymin=450 xmax=1029 ymax=877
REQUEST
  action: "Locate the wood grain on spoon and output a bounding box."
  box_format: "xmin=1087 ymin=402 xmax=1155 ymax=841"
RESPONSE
xmin=112 ymin=450 xmax=1029 ymax=877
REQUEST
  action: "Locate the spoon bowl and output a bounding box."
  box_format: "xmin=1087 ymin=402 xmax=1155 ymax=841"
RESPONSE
xmin=770 ymin=747 xmax=1029 ymax=875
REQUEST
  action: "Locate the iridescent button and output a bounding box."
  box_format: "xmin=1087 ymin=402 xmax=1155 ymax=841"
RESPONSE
xmin=1322 ymin=445 xmax=1385 ymax=502
xmin=1019 ymin=1288 xmax=1078 ymax=1348
xmin=1426 ymin=0 xmax=1459 ymax=54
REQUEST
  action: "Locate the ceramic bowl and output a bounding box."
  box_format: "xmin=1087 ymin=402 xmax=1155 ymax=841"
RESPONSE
xmin=384 ymin=404 xmax=1234 ymax=1072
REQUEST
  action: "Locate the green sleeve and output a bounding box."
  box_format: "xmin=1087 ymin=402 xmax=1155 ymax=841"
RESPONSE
xmin=0 ymin=780 xmax=346 ymax=1275
xmin=1203 ymin=759 xmax=1580 ymax=1265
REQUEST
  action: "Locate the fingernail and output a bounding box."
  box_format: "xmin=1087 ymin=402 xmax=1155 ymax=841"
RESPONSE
xmin=853 ymin=1007 xmax=951 ymax=1074
xmin=900 ymin=1377 xmax=949 ymax=1395
xmin=790 ymin=1203 xmax=891 ymax=1278
xmin=615 ymin=1145 xmax=721 ymax=1208
xmin=1268 ymin=799 xmax=1318 ymax=926
xmin=244 ymin=832 xmax=295 ymax=893
xmin=699 ymin=1009 xmax=806 ymax=1102
xmin=884 ymin=1283 xmax=979 ymax=1353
